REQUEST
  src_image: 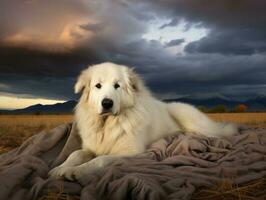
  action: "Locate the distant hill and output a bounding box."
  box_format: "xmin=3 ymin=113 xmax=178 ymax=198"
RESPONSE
xmin=0 ymin=100 xmax=77 ymax=114
xmin=164 ymin=94 xmax=266 ymax=111
xmin=245 ymin=95 xmax=266 ymax=111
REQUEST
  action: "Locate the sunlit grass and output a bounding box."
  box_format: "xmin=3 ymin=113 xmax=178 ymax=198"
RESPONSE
xmin=208 ymin=113 xmax=266 ymax=127
xmin=1 ymin=113 xmax=266 ymax=154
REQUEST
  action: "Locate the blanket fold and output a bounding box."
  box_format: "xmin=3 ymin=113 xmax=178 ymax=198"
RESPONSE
xmin=0 ymin=123 xmax=265 ymax=200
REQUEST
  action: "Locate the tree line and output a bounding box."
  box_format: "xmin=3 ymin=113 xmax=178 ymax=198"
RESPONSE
xmin=198 ymin=104 xmax=248 ymax=113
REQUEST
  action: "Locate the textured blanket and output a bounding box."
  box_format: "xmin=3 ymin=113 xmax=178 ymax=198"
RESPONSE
xmin=0 ymin=123 xmax=265 ymax=200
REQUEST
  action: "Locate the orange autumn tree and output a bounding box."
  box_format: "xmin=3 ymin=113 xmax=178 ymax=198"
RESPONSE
xmin=234 ymin=104 xmax=248 ymax=112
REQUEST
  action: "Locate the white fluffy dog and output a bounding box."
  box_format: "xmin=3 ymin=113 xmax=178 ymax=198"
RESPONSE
xmin=49 ymin=62 xmax=237 ymax=181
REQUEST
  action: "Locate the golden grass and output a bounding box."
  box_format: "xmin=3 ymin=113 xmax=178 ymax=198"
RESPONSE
xmin=208 ymin=112 xmax=266 ymax=127
xmin=0 ymin=113 xmax=265 ymax=199
xmin=0 ymin=113 xmax=266 ymax=153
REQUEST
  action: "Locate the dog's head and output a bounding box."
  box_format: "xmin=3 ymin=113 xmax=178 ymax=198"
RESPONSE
xmin=75 ymin=62 xmax=147 ymax=116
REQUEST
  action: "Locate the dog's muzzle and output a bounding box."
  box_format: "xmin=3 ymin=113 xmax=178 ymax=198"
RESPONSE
xmin=101 ymin=98 xmax=113 ymax=113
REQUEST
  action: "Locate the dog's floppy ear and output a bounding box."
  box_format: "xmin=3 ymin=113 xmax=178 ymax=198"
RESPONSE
xmin=74 ymin=68 xmax=91 ymax=94
xmin=127 ymin=67 xmax=145 ymax=93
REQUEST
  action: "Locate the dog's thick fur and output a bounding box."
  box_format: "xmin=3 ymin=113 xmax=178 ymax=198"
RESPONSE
xmin=49 ymin=62 xmax=237 ymax=181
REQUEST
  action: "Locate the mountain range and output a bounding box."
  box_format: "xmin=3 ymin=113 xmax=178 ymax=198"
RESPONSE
xmin=164 ymin=94 xmax=266 ymax=111
xmin=0 ymin=100 xmax=77 ymax=114
xmin=1 ymin=94 xmax=266 ymax=114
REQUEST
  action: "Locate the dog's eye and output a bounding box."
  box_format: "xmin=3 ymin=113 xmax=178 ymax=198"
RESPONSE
xmin=95 ymin=83 xmax=101 ymax=89
xmin=114 ymin=83 xmax=120 ymax=89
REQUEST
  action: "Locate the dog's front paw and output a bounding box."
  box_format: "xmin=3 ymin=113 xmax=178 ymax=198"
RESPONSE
xmin=70 ymin=166 xmax=97 ymax=184
xmin=48 ymin=166 xmax=76 ymax=181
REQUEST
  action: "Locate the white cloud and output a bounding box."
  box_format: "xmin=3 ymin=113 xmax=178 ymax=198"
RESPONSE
xmin=142 ymin=19 xmax=209 ymax=54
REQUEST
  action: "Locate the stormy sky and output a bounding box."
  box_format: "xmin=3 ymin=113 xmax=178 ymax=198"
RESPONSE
xmin=0 ymin=0 xmax=266 ymax=109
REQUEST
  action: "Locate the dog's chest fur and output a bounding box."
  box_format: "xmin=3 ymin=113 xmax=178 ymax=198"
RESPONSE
xmin=76 ymin=107 xmax=145 ymax=156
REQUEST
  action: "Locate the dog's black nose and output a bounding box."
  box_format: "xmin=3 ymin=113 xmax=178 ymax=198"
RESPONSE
xmin=102 ymin=98 xmax=113 ymax=110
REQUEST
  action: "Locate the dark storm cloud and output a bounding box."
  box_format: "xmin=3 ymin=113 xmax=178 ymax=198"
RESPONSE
xmin=119 ymin=0 xmax=266 ymax=98
xmin=0 ymin=0 xmax=266 ymax=101
xmin=0 ymin=74 xmax=76 ymax=100
xmin=159 ymin=18 xmax=180 ymax=29
xmin=146 ymin=54 xmax=266 ymax=87
xmin=0 ymin=0 xmax=159 ymax=100
xmin=146 ymin=0 xmax=266 ymax=55
xmin=0 ymin=43 xmax=103 ymax=77
xmin=185 ymin=30 xmax=266 ymax=55
xmin=0 ymin=0 xmax=150 ymax=76
xmin=164 ymin=39 xmax=185 ymax=48
xmin=147 ymin=0 xmax=266 ymax=29
xmin=79 ymin=23 xmax=103 ymax=33
xmin=145 ymin=53 xmax=266 ymax=99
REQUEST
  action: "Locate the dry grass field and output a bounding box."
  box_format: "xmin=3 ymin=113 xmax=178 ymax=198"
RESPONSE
xmin=208 ymin=112 xmax=266 ymax=128
xmin=1 ymin=113 xmax=266 ymax=154
xmin=0 ymin=113 xmax=265 ymax=200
